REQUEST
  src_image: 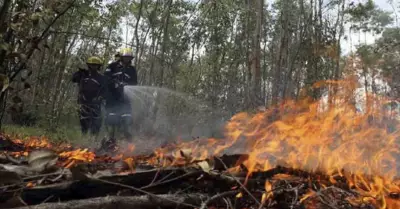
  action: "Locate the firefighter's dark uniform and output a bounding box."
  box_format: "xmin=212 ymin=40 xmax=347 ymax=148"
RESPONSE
xmin=104 ymin=61 xmax=138 ymax=139
xmin=72 ymin=69 xmax=106 ymax=135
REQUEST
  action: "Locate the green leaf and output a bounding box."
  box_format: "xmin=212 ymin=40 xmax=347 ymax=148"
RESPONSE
xmin=0 ymin=43 xmax=9 ymax=51
xmin=10 ymin=22 xmax=22 ymax=31
xmin=30 ymin=12 xmax=42 ymax=21
xmin=19 ymin=53 xmax=27 ymax=61
xmin=0 ymin=74 xmax=9 ymax=93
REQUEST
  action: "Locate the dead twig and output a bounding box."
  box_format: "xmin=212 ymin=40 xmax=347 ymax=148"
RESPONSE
xmin=4 ymin=153 xmax=22 ymax=165
xmin=149 ymin=168 xmax=161 ymax=185
xmin=223 ymin=197 xmax=233 ymax=209
xmin=215 ymin=157 xmax=262 ymax=206
xmin=89 ymin=177 xmax=199 ymax=208
xmin=11 ymin=194 xmax=208 ymax=209
xmin=141 ymin=171 xmax=201 ymax=190
xmin=49 ymin=169 xmax=66 ymax=182
xmin=0 ymin=182 xmax=24 ymax=190
xmin=153 ymin=169 xmax=177 ymax=183
xmin=302 ymin=186 xmax=346 ymax=209
xmin=40 ymin=195 xmax=54 ymax=205
xmin=22 ymin=169 xmax=66 ymax=180
xmin=317 ymin=194 xmax=339 ymax=209
xmin=173 ymin=185 xmax=195 ymax=195
xmin=17 ymin=196 xmax=28 ymax=206
xmin=199 ymin=190 xmax=238 ymax=209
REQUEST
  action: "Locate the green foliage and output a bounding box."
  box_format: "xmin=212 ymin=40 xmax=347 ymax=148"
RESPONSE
xmin=356 ymin=44 xmax=380 ymax=66
xmin=372 ymin=28 xmax=400 ymax=97
xmin=346 ymin=0 xmax=393 ymax=34
xmin=2 ymin=124 xmax=82 ymax=143
xmin=346 ymin=0 xmax=375 ymax=21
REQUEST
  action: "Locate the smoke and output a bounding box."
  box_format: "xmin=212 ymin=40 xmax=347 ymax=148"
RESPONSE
xmin=123 ymin=86 xmax=228 ymax=152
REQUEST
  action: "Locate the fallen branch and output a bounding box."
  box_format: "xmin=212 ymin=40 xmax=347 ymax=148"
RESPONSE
xmin=89 ymin=177 xmax=199 ymax=208
xmin=141 ymin=171 xmax=201 ymax=190
xmin=10 ymin=194 xmax=207 ymax=209
xmin=22 ymin=169 xmax=68 ymax=180
xmin=0 ymin=164 xmax=33 ymax=176
xmin=16 ymin=169 xmax=203 ymax=205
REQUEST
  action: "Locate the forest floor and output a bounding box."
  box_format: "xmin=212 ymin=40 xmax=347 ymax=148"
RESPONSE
xmin=0 ymin=124 xmax=165 ymax=154
xmin=2 ymin=124 xmax=84 ymax=143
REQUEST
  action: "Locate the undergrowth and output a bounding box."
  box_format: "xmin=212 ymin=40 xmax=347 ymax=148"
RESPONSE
xmin=2 ymin=124 xmax=84 ymax=144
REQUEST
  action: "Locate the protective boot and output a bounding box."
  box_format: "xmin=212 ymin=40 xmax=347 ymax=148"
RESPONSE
xmin=121 ymin=114 xmax=133 ymax=142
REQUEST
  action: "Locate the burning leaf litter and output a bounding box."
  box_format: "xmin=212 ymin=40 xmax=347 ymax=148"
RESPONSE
xmin=0 ymin=78 xmax=399 ymax=209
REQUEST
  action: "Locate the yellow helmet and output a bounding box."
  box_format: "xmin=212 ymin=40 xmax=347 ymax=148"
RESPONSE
xmin=86 ymin=56 xmax=103 ymax=65
xmin=120 ymin=48 xmax=133 ymax=57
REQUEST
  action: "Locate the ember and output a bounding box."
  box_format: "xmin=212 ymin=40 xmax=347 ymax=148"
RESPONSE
xmin=0 ymin=78 xmax=399 ymax=209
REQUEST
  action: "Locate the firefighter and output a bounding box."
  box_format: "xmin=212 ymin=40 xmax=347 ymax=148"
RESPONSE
xmin=108 ymin=52 xmax=121 ymax=65
xmin=114 ymin=52 xmax=121 ymax=62
xmin=104 ymin=48 xmax=138 ymax=141
xmin=72 ymin=56 xmax=106 ymax=136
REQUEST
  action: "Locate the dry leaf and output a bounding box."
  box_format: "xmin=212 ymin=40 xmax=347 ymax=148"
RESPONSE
xmin=0 ymin=164 xmax=32 ymax=176
xmin=299 ymin=190 xmax=316 ymax=203
xmin=179 ymin=149 xmax=192 ymax=159
xmin=197 ymin=161 xmax=212 ymax=173
xmin=263 ymin=181 xmax=273 ymax=203
xmin=92 ymin=170 xmax=113 ymax=178
xmin=0 ymin=74 xmax=9 ymax=93
xmin=261 ymin=193 xmax=268 ymax=204
xmin=28 ymin=150 xmax=58 ymax=173
xmin=26 ymin=182 xmax=35 ymax=188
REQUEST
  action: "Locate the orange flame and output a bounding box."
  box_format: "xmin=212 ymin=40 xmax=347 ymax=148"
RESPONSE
xmin=150 ymin=77 xmax=400 ymax=209
xmin=59 ymin=148 xmax=95 ymax=160
xmin=59 ymin=148 xmax=95 ymax=168
xmin=13 ymin=136 xmax=52 ymax=148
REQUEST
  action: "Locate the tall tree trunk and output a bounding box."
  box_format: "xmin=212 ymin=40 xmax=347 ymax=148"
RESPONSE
xmin=50 ymin=36 xmax=69 ymax=128
xmin=137 ymin=26 xmax=151 ymax=72
xmin=30 ymin=49 xmax=47 ymax=105
xmin=244 ymin=0 xmax=251 ymax=108
xmin=142 ymin=0 xmax=160 ymax=85
xmin=249 ymin=0 xmax=263 ymax=108
xmin=272 ymin=0 xmax=289 ymax=105
xmin=0 ymin=0 xmax=21 ymax=126
xmin=134 ymin=0 xmax=144 ymax=67
xmin=54 ymin=34 xmax=79 ymax=127
xmin=0 ymin=0 xmax=12 ymax=30
xmin=149 ymin=29 xmax=161 ymax=86
xmin=0 ymin=0 xmax=15 ymax=74
xmin=102 ymin=26 xmax=113 ymax=64
xmin=159 ymin=0 xmax=173 ymax=87
xmin=330 ymin=0 xmax=345 ymax=108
